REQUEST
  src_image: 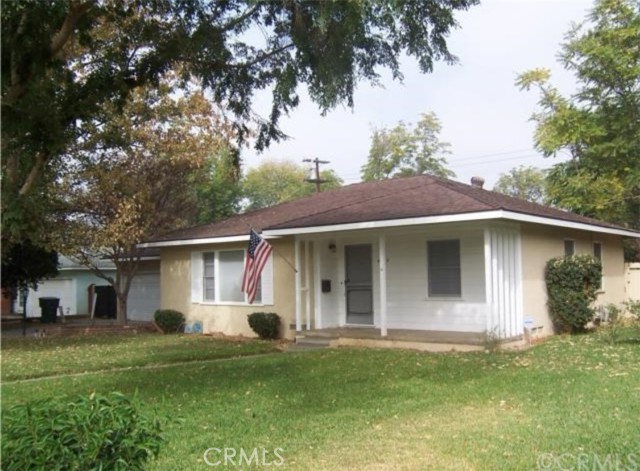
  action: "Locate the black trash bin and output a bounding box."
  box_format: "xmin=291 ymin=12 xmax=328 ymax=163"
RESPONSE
xmin=39 ymin=297 xmax=60 ymax=324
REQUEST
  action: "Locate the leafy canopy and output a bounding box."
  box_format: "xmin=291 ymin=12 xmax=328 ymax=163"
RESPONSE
xmin=493 ymin=166 xmax=547 ymax=204
xmin=242 ymin=159 xmax=342 ymax=211
xmin=54 ymin=79 xmax=230 ymax=322
xmin=516 ymin=0 xmax=640 ymax=229
xmin=1 ymin=0 xmax=478 ymax=246
xmin=361 ymin=112 xmax=455 ymax=182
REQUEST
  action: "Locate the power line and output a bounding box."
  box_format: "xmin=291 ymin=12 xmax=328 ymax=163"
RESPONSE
xmin=449 ymin=148 xmax=538 ymax=163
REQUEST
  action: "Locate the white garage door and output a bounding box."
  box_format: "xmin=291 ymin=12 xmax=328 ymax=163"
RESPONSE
xmin=127 ymin=273 xmax=160 ymax=322
xmin=25 ymin=279 xmax=76 ymax=318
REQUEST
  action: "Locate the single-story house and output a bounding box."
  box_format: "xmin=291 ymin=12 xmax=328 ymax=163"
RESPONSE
xmin=18 ymin=252 xmax=161 ymax=322
xmin=141 ymin=175 xmax=640 ymax=343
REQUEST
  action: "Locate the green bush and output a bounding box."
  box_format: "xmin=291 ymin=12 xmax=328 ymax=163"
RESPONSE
xmin=247 ymin=312 xmax=281 ymax=339
xmin=545 ymin=254 xmax=601 ymax=333
xmin=1 ymin=392 xmax=163 ymax=471
xmin=624 ymin=299 xmax=640 ymax=320
xmin=154 ymin=309 xmax=185 ymax=333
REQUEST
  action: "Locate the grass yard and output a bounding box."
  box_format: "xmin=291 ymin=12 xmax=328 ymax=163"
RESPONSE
xmin=2 ymin=330 xmax=639 ymax=470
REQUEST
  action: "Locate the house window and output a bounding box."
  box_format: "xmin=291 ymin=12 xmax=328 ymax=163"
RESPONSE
xmin=427 ymin=239 xmax=461 ymax=297
xmin=202 ymin=250 xmax=261 ymax=304
xmin=564 ymin=240 xmax=575 ymax=256
xmin=592 ymin=242 xmax=602 ymax=261
xmin=218 ymin=251 xmax=245 ymax=303
xmin=593 ymin=242 xmax=603 ymax=290
xmin=203 ymin=253 xmax=216 ymax=301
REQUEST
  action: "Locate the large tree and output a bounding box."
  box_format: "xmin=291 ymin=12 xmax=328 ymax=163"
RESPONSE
xmin=56 ymin=82 xmax=230 ymax=323
xmin=360 ymin=112 xmax=455 ymax=181
xmin=193 ymin=148 xmax=244 ymax=225
xmin=516 ymin=0 xmax=640 ymax=231
xmin=243 ymin=159 xmax=342 ymax=211
xmin=2 ymin=0 xmax=478 ymax=247
xmin=493 ymin=166 xmax=547 ymax=204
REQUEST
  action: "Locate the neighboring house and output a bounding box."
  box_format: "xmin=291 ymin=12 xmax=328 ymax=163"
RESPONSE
xmin=141 ymin=175 xmax=640 ymax=343
xmin=20 ymin=252 xmax=160 ymax=322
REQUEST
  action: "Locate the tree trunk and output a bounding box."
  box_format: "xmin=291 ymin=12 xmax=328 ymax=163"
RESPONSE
xmin=114 ymin=270 xmax=128 ymax=325
xmin=116 ymin=292 xmax=128 ymax=325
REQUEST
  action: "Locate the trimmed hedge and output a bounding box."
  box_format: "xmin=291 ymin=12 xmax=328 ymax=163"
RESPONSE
xmin=154 ymin=309 xmax=185 ymax=333
xmin=545 ymin=254 xmax=601 ymax=333
xmin=1 ymin=392 xmax=163 ymax=471
xmin=247 ymin=312 xmax=281 ymax=339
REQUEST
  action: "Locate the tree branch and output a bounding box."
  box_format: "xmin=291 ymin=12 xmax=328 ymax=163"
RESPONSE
xmin=4 ymin=1 xmax=94 ymax=105
xmin=50 ymin=1 xmax=95 ymax=57
xmin=19 ymin=152 xmax=48 ymax=195
xmin=221 ymin=4 xmax=261 ymax=32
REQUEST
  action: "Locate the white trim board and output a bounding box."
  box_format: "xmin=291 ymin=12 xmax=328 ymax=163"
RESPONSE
xmin=265 ymin=210 xmax=640 ymax=238
xmin=139 ymin=210 xmax=639 ymax=248
xmin=139 ymin=234 xmax=282 ymax=248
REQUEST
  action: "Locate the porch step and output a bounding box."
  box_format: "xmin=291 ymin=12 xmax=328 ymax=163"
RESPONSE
xmin=288 ymin=335 xmax=332 ymax=352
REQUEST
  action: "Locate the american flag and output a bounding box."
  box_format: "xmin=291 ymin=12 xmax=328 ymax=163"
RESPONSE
xmin=241 ymin=230 xmax=273 ymax=304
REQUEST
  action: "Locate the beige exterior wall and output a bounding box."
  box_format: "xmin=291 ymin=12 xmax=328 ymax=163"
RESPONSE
xmin=521 ymin=223 xmax=626 ymax=337
xmin=160 ymin=238 xmax=296 ymax=339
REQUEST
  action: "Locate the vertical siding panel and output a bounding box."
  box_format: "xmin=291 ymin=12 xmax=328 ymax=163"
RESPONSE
xmin=491 ymin=230 xmax=499 ymax=333
xmin=484 ymin=228 xmax=493 ymax=333
xmin=496 ymin=233 xmax=504 ymax=337
xmin=511 ymin=232 xmax=517 ymax=337
xmin=506 ymin=232 xmax=514 ymax=338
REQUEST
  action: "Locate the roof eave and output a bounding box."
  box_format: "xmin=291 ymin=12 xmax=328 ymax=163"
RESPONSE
xmin=138 ymin=234 xmax=283 ymax=249
xmin=139 ymin=210 xmax=639 ymax=247
xmin=264 ymin=210 xmax=640 ymax=238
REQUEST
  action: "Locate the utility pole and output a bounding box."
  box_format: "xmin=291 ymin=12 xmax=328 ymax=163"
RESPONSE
xmin=303 ymin=158 xmax=330 ymax=193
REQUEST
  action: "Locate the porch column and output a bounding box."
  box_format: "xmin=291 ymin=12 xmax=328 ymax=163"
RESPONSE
xmin=294 ymin=237 xmax=301 ymax=332
xmin=379 ymin=234 xmax=388 ymax=337
xmin=304 ymin=240 xmax=311 ymax=330
xmin=314 ymin=239 xmax=322 ymax=329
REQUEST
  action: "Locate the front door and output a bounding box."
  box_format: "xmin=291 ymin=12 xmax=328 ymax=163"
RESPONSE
xmin=345 ymin=244 xmax=373 ymax=325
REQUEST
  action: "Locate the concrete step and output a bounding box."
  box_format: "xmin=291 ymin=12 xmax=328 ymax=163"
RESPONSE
xmin=287 ymin=335 xmax=333 ymax=351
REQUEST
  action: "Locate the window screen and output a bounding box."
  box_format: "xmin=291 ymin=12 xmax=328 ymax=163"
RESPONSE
xmin=203 ymin=253 xmax=215 ymax=301
xmin=218 ymin=251 xmax=245 ymax=302
xmin=564 ymin=240 xmax=575 ymax=256
xmin=428 ymin=240 xmax=461 ymax=297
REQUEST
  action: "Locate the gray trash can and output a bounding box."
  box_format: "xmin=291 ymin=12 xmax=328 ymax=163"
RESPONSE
xmin=39 ymin=297 xmax=60 ymax=324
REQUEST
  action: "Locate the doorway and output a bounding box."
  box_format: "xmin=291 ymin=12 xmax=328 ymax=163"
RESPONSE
xmin=345 ymin=244 xmax=374 ymax=325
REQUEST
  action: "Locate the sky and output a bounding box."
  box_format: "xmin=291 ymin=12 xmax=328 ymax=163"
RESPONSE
xmin=243 ymin=0 xmax=593 ymax=188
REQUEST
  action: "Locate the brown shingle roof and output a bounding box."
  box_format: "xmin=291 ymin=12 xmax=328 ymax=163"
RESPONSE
xmin=150 ymin=175 xmax=633 ymax=242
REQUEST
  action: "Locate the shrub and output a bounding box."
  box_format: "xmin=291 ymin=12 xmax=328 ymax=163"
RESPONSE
xmin=154 ymin=309 xmax=185 ymax=333
xmin=1 ymin=392 xmax=164 ymax=471
xmin=624 ymin=299 xmax=640 ymax=320
xmin=247 ymin=312 xmax=281 ymax=339
xmin=545 ymin=254 xmax=601 ymax=333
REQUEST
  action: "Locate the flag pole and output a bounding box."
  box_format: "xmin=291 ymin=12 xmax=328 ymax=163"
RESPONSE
xmin=241 ymin=219 xmax=298 ymax=274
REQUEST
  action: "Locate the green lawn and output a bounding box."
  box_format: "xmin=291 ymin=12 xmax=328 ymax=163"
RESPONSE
xmin=2 ymin=330 xmax=639 ymax=470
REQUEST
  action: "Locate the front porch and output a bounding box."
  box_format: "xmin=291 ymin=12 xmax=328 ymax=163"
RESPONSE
xmin=290 ymin=221 xmax=524 ymax=341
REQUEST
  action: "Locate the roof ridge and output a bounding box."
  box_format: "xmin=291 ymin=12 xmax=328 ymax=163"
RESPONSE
xmin=429 ymin=176 xmax=500 ymax=209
